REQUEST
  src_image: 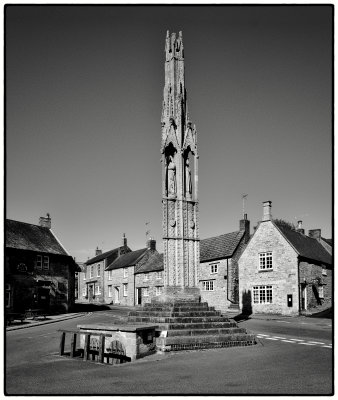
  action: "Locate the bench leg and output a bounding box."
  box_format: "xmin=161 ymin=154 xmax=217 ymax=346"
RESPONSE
xmin=98 ymin=336 xmax=105 ymax=363
xmin=83 ymin=334 xmax=90 ymax=361
xmin=70 ymin=333 xmax=77 ymax=358
xmin=59 ymin=332 xmax=66 ymax=356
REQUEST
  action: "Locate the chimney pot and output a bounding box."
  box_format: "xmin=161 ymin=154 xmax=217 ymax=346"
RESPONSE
xmin=122 ymin=233 xmax=127 ymax=248
xmin=262 ymin=201 xmax=272 ymax=222
xmin=95 ymin=246 xmax=102 ymax=256
xmin=39 ymin=213 xmax=51 ymax=229
xmin=308 ymin=229 xmax=321 ymax=240
xmin=296 ymin=221 xmax=305 ymax=234
xmin=147 ymin=238 xmax=156 ymax=251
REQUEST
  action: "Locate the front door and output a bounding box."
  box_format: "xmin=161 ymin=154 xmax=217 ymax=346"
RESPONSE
xmin=37 ymin=288 xmax=50 ymax=310
xmin=115 ymin=287 xmax=120 ymax=303
xmin=301 ymin=285 xmax=307 ymax=310
xmin=88 ymin=284 xmax=94 ymax=301
xmin=137 ymin=288 xmax=142 ymax=305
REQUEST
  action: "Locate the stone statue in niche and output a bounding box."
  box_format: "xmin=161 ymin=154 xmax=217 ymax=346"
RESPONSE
xmin=185 ymin=157 xmax=192 ymax=198
xmin=167 ymin=155 xmax=176 ymax=197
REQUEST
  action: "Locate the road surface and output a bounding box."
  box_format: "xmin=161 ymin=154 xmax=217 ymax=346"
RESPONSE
xmin=5 ymin=310 xmax=333 ymax=395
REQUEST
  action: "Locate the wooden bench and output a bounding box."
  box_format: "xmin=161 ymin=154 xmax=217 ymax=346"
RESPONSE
xmin=6 ymin=313 xmax=26 ymax=325
xmin=58 ymin=330 xmax=131 ymax=364
xmin=25 ymin=309 xmax=47 ymax=320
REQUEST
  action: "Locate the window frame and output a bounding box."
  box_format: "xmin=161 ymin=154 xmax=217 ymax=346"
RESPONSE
xmin=123 ymin=267 xmax=128 ymax=278
xmin=43 ymin=256 xmax=49 ymax=270
xmin=5 ymin=284 xmax=11 ymax=308
xmin=108 ymin=285 xmax=113 ymax=298
xmin=202 ymin=280 xmax=214 ymax=291
xmin=95 ymin=285 xmax=101 ymax=295
xmin=259 ymin=252 xmax=273 ymax=271
xmin=156 ymin=271 xmax=163 ymax=280
xmin=210 ymin=264 xmax=218 ymax=274
xmin=155 ymin=286 xmax=163 ymax=296
xmin=36 ymin=255 xmax=42 ymax=270
xmin=253 ymin=285 xmax=273 ymax=304
xmin=90 ymin=265 xmax=94 ymax=279
xmin=123 ymin=283 xmax=128 ymax=297
xmin=108 ymin=270 xmax=113 ymax=280
xmin=144 ymin=273 xmax=149 ymax=282
xmin=318 ymin=285 xmax=324 ymax=299
xmin=97 ymin=264 xmax=101 ymax=277
xmin=143 ymin=287 xmax=149 ymax=297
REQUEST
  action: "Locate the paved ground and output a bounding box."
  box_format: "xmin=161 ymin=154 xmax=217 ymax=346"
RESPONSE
xmin=5 ymin=308 xmax=333 ymax=395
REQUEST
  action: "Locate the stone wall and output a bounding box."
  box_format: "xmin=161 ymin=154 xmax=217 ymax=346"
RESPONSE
xmin=6 ymin=249 xmax=76 ymax=313
xmin=78 ymin=260 xmax=106 ymax=304
xmin=135 ymin=270 xmax=164 ymax=305
xmin=199 ymin=259 xmax=228 ymax=314
xmin=238 ymin=221 xmax=300 ymax=315
xmin=299 ymin=261 xmax=332 ymax=311
xmin=104 ymin=265 xmax=135 ymax=306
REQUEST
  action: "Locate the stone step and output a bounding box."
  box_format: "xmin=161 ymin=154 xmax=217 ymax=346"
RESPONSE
xmin=156 ymin=321 xmax=238 ymax=330
xmin=156 ymin=333 xmax=257 ymax=351
xmin=166 ymin=327 xmax=247 ymax=336
xmin=142 ymin=305 xmax=214 ymax=312
xmin=127 ymin=316 xmax=228 ymax=324
xmin=129 ymin=310 xmax=221 ymax=318
xmin=148 ymin=301 xmax=209 ymax=307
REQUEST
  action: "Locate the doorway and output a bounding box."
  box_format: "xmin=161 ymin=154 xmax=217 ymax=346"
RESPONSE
xmin=301 ymin=284 xmax=307 ymax=310
xmin=136 ymin=288 xmax=142 ymax=305
xmin=88 ymin=284 xmax=94 ymax=301
xmin=114 ymin=287 xmax=120 ymax=303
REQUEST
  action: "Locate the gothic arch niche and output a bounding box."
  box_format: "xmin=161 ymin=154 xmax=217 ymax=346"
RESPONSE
xmin=165 ymin=142 xmax=177 ymax=197
xmin=183 ymin=146 xmax=195 ymax=200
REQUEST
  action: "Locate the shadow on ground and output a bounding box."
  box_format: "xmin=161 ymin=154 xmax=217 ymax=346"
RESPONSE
xmin=71 ymin=303 xmax=112 ymax=313
xmin=233 ymin=313 xmax=251 ymax=322
xmin=306 ymin=307 xmax=332 ymax=319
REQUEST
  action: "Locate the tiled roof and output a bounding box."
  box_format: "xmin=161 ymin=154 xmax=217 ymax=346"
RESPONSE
xmin=86 ymin=246 xmax=131 ymax=265
xmin=6 ymin=219 xmax=69 ymax=256
xmin=277 ymin=225 xmax=332 ymax=266
xmin=106 ymin=248 xmax=148 ymax=271
xmin=322 ymin=238 xmax=332 ymax=246
xmin=135 ymin=253 xmax=164 ymax=274
xmin=200 ymin=231 xmax=245 ymax=262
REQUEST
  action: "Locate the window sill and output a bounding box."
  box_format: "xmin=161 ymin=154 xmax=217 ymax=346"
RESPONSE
xmin=258 ymin=269 xmax=273 ymax=273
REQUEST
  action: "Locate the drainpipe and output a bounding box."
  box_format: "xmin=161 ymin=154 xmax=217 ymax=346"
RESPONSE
xmin=134 ymin=266 xmax=136 ymax=306
xmin=297 ymin=259 xmax=301 ymax=315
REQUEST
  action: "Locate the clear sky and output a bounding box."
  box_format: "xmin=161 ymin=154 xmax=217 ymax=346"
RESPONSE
xmin=6 ymin=5 xmax=332 ymax=261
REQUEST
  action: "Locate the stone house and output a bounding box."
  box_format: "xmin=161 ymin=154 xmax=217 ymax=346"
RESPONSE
xmin=199 ymin=215 xmax=250 ymax=314
xmin=5 ymin=215 xmax=80 ymax=313
xmin=134 ymin=252 xmax=164 ymax=305
xmin=105 ymin=239 xmax=162 ymax=306
xmin=238 ymin=201 xmax=332 ymax=315
xmin=78 ymin=234 xmax=132 ymax=304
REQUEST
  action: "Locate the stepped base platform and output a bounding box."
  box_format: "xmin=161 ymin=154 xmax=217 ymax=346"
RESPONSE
xmin=128 ymin=299 xmax=256 ymax=352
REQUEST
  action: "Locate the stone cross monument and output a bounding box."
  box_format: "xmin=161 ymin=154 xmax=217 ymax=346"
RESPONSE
xmin=159 ymin=31 xmax=200 ymax=301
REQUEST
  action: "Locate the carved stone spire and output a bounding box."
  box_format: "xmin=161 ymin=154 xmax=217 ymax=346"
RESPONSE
xmin=160 ymin=31 xmax=200 ymax=300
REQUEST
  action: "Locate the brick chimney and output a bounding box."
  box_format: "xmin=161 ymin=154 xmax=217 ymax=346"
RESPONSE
xmin=240 ymin=213 xmax=250 ymax=241
xmin=147 ymin=237 xmax=156 ymax=251
xmin=308 ymin=229 xmax=321 ymax=240
xmin=39 ymin=213 xmax=51 ymax=229
xmin=262 ymin=201 xmax=272 ymax=222
xmin=122 ymin=233 xmax=127 ymax=248
xmin=296 ymin=220 xmax=305 ymax=234
xmin=95 ymin=246 xmax=102 ymax=256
